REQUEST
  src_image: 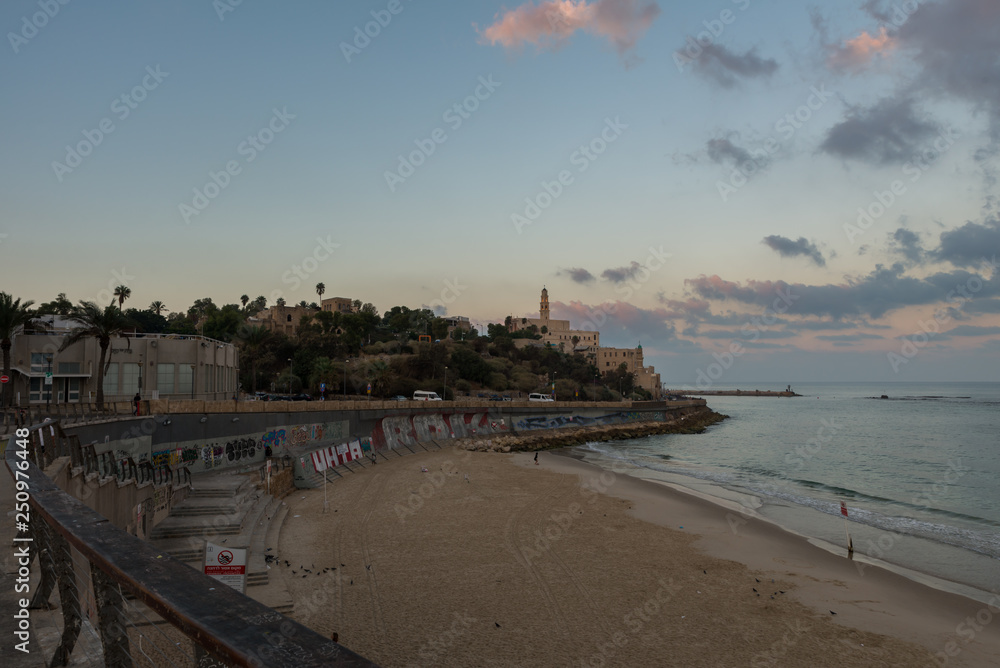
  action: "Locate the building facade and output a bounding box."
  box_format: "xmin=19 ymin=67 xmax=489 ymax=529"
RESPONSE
xmin=595 ymin=344 xmax=662 ymax=399
xmin=5 ymin=318 xmax=239 ymax=405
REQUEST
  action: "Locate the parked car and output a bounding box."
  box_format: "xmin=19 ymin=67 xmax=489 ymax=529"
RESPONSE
xmin=412 ymin=390 xmax=443 ymax=401
xmin=391 ymin=395 xmax=408 ymax=401
xmin=528 ymin=393 xmax=554 ymax=402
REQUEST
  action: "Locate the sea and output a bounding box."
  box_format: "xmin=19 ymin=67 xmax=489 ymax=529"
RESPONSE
xmin=574 ymin=382 xmax=1000 ymax=602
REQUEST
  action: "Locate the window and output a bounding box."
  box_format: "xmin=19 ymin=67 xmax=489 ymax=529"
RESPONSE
xmin=178 ymin=365 xmax=194 ymax=396
xmin=29 ymin=378 xmax=51 ymax=403
xmin=157 ymin=364 xmax=174 ymax=395
xmin=103 ymin=363 xmax=119 ymax=395
xmin=121 ymin=363 xmax=140 ymax=396
xmin=31 ymin=353 xmax=53 ymax=374
xmin=57 ymin=362 xmax=81 ymax=374
xmin=205 ymin=365 xmax=212 ymax=392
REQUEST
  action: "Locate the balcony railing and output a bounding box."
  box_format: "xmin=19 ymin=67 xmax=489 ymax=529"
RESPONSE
xmin=4 ymin=421 xmax=378 ymax=667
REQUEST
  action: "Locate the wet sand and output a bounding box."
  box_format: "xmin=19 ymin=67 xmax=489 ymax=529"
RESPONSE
xmin=276 ymin=444 xmax=1000 ymax=667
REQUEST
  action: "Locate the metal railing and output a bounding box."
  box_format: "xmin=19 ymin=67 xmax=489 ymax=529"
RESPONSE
xmin=5 ymin=422 xmax=378 ymax=667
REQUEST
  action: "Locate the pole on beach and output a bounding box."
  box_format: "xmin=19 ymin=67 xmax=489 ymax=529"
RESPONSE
xmin=323 ymin=468 xmax=328 ymax=513
xmin=840 ymin=501 xmax=853 ymax=559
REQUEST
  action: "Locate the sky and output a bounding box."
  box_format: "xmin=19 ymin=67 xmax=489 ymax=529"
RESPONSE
xmin=2 ymin=0 xmax=999 ymax=385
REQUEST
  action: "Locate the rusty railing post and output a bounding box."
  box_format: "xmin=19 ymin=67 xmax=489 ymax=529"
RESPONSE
xmin=91 ymin=565 xmax=133 ymax=668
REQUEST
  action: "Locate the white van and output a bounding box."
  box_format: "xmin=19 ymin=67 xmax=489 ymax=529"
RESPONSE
xmin=412 ymin=390 xmax=443 ymax=401
xmin=528 ymin=393 xmax=554 ymax=402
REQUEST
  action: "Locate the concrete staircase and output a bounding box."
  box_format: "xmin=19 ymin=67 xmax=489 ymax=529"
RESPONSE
xmin=148 ymin=469 xmax=294 ymax=614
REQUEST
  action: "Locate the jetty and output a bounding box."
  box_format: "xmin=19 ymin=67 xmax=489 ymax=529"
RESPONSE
xmin=668 ymin=386 xmax=800 ymax=398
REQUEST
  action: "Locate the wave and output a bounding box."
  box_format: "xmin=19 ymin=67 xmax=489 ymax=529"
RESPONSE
xmin=576 ymin=442 xmax=1000 ymax=561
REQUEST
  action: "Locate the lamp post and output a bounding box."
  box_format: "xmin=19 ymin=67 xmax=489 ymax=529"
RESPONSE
xmin=443 ymin=366 xmax=448 ymax=401
xmin=552 ymin=371 xmax=557 ymax=401
xmin=287 ymin=358 xmax=292 ymax=394
xmin=343 ymin=358 xmax=348 ymax=398
xmin=594 ymin=373 xmax=598 ymax=401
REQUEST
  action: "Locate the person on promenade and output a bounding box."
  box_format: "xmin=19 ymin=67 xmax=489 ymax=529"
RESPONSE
xmin=534 ymin=452 xmax=539 ymax=465
xmin=133 ymin=393 xmax=141 ymax=416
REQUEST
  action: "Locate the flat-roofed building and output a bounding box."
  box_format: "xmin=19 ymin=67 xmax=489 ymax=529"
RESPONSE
xmin=4 ymin=317 xmax=239 ymax=405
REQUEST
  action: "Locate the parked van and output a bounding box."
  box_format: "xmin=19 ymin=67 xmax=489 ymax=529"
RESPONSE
xmin=528 ymin=393 xmax=554 ymax=402
xmin=412 ymin=390 xmax=443 ymax=401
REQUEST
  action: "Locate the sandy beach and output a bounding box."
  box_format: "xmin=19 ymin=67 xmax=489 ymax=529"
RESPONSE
xmin=276 ymin=444 xmax=1000 ymax=667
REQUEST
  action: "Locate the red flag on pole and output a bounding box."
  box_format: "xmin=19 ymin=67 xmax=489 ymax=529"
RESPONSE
xmin=840 ymin=501 xmax=848 ymax=517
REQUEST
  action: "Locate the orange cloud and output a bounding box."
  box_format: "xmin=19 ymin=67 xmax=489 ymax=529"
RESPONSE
xmin=828 ymin=26 xmax=896 ymax=73
xmin=478 ymin=0 xmax=660 ymax=54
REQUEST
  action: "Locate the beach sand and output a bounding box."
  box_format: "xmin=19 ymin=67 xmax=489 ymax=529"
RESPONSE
xmin=276 ymin=445 xmax=1000 ymax=667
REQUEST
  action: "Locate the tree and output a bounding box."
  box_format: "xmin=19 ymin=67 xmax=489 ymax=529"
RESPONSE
xmin=240 ymin=295 xmax=249 ymax=309
xmin=113 ymin=285 xmax=131 ymax=308
xmin=254 ymin=296 xmax=267 ymax=311
xmin=59 ymin=302 xmax=136 ymax=410
xmin=125 ymin=308 xmax=167 ymax=334
xmin=316 ymin=282 xmax=325 ymax=302
xmin=149 ymin=300 xmax=168 ymax=316
xmin=0 ymin=293 xmax=47 ymax=407
xmin=276 ymin=297 xmax=286 ymax=307
xmin=202 ymin=304 xmax=244 ymax=342
xmin=37 ymin=293 xmax=73 ymax=316
xmin=235 ymin=325 xmax=270 ymax=394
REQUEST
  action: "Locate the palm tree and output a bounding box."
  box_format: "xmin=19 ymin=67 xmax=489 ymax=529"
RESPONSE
xmin=276 ymin=297 xmax=286 ymax=307
xmin=254 ymin=296 xmax=266 ymax=311
xmin=59 ymin=302 xmax=136 ymax=410
xmin=316 ymin=282 xmax=325 ymax=303
xmin=0 ymin=293 xmax=47 ymax=408
xmin=113 ymin=285 xmax=131 ymax=308
xmin=149 ymin=300 xmax=168 ymax=316
xmin=240 ymin=294 xmax=249 ymax=309
xmin=236 ymin=325 xmax=270 ymax=394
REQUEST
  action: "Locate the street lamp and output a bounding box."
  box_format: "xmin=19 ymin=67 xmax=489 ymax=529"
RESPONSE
xmin=594 ymin=373 xmax=598 ymax=401
xmin=552 ymin=371 xmax=557 ymax=400
xmin=443 ymin=366 xmax=448 ymax=401
xmin=287 ymin=358 xmax=292 ymax=394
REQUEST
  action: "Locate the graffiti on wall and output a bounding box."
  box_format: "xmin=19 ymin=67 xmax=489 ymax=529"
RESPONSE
xmin=201 ymin=444 xmax=225 ymax=469
xmin=261 ymin=429 xmax=286 ymax=449
xmin=513 ymin=411 xmax=664 ymax=431
xmin=225 ymin=437 xmax=257 ymax=462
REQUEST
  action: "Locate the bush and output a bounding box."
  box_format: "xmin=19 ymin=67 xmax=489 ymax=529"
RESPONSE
xmin=487 ymin=372 xmax=508 ymax=391
xmin=454 ymin=379 xmax=472 ymax=393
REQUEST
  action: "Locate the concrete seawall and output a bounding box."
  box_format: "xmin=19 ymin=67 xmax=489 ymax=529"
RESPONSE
xmin=60 ymin=399 xmax=707 ymax=485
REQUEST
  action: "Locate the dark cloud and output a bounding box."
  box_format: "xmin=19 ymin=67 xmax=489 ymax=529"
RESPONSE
xmin=706 ymin=138 xmax=754 ymax=166
xmin=816 ymin=333 xmax=884 ymax=342
xmin=889 ymin=227 xmax=925 ymax=264
xmin=820 ymin=97 xmax=941 ymax=165
xmin=932 ymin=217 xmax=1000 ymax=268
xmin=559 ymin=267 xmax=596 ymax=283
xmin=550 ymin=300 xmax=701 ymax=353
xmin=895 ymin=0 xmax=1000 ymax=147
xmin=700 ymin=329 xmax=797 ymax=340
xmin=790 ymin=319 xmax=889 ymax=331
xmin=966 ymin=299 xmax=1000 ymax=314
xmin=685 ymin=263 xmax=1000 ymax=320
xmin=690 ymin=44 xmax=779 ymax=88
xmin=761 ymin=235 xmax=826 ymax=266
xmin=942 ymin=325 xmax=1000 ymax=337
xmin=601 ymin=262 xmax=642 ymax=283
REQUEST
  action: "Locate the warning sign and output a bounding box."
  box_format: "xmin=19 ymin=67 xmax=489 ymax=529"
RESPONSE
xmin=204 ymin=541 xmax=247 ymax=594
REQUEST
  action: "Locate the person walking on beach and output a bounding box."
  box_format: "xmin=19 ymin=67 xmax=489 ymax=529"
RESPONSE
xmin=534 ymin=452 xmax=539 ymax=465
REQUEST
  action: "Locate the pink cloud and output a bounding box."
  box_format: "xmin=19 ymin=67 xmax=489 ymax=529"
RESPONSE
xmin=828 ymin=26 xmax=896 ymax=73
xmin=478 ymin=0 xmax=660 ymax=54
